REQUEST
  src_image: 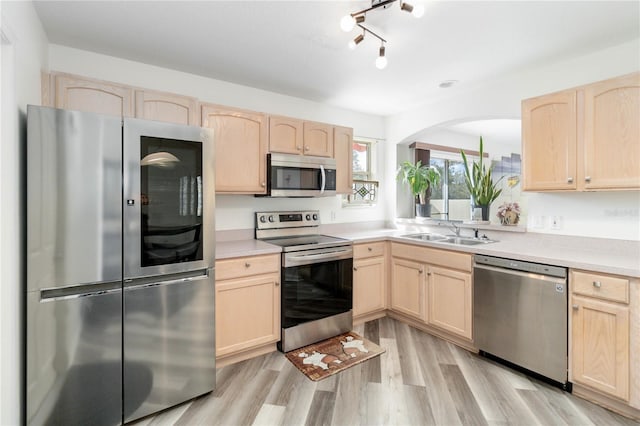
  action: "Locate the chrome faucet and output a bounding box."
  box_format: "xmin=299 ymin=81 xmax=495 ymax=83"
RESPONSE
xmin=449 ymin=222 xmax=461 ymax=237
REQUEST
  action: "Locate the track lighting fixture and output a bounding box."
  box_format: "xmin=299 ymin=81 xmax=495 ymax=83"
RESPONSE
xmin=341 ymin=0 xmax=424 ymax=69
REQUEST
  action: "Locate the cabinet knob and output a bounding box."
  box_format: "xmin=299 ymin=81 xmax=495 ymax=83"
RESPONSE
xmin=427 ymin=272 xmax=432 ymax=276
xmin=585 ymin=176 xmax=591 ymax=182
xmin=275 ymin=282 xmax=280 ymax=287
xmin=261 ymin=181 xmax=266 ymax=187
xmin=296 ymin=145 xmax=302 ymax=150
xmin=572 ymin=304 xmax=579 ymax=310
xmin=419 ymin=269 xmax=423 ymax=274
xmin=305 ymin=146 xmax=310 ymax=151
xmin=353 ymin=267 xmax=358 ymax=271
xmin=593 ymin=281 xmax=601 ymax=288
xmin=244 ymin=262 xmax=251 ymax=268
xmin=567 ymin=177 xmax=574 ymax=183
xmin=367 ymin=247 xmax=372 ymax=251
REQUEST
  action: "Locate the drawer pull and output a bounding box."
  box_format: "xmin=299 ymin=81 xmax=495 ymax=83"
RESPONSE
xmin=244 ymin=262 xmax=251 ymax=268
xmin=593 ymin=281 xmax=601 ymax=288
xmin=572 ymin=304 xmax=579 ymax=310
xmin=368 ymin=247 xmax=373 ymax=251
xmin=567 ymin=177 xmax=574 ymax=183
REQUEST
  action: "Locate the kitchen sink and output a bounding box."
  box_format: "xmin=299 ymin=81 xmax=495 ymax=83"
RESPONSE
xmin=401 ymin=233 xmax=448 ymax=242
xmin=401 ymin=233 xmax=496 ymax=246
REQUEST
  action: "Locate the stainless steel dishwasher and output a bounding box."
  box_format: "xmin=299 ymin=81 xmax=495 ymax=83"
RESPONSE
xmin=474 ymin=254 xmax=570 ymax=389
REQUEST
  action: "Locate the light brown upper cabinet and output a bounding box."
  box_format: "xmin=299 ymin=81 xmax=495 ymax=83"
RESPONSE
xmin=52 ymin=72 xmax=134 ymax=117
xmin=303 ymin=121 xmax=334 ymax=157
xmin=522 ymin=90 xmax=577 ymax=190
xmin=582 ymin=73 xmax=640 ymax=190
xmin=269 ymin=116 xmax=304 ymax=154
xmin=334 ymin=126 xmax=354 ymax=194
xmin=201 ymin=104 xmax=268 ymax=194
xmin=522 ymin=72 xmax=640 ymax=191
xmin=135 ymin=90 xmax=199 ymax=126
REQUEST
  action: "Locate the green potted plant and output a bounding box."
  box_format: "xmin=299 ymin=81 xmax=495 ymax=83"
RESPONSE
xmin=461 ymin=137 xmax=503 ymax=221
xmin=396 ymin=160 xmax=441 ymax=217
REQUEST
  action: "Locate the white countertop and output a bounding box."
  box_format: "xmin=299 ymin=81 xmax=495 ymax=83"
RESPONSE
xmin=215 ymin=227 xmax=640 ymax=277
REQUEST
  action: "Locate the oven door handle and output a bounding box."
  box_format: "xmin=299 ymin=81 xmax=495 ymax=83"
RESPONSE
xmin=284 ymin=248 xmax=352 ymax=267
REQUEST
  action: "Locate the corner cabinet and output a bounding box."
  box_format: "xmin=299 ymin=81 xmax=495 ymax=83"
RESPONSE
xmin=353 ymin=242 xmax=387 ymax=323
xmin=201 ymin=104 xmax=268 ymax=194
xmin=215 ymin=254 xmax=281 ymax=367
xmin=334 ymin=126 xmax=354 ymax=194
xmin=522 ymin=72 xmax=640 ymax=191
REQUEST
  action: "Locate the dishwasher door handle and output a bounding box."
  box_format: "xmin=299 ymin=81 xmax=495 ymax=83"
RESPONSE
xmin=473 ymin=263 xmax=566 ymax=284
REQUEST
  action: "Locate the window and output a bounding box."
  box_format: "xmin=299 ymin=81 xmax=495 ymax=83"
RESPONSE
xmin=345 ymin=139 xmax=378 ymax=205
xmin=429 ymin=154 xmax=472 ymax=221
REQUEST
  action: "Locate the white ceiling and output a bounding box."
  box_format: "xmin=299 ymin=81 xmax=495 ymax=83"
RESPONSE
xmin=34 ymin=1 xmax=639 ymax=117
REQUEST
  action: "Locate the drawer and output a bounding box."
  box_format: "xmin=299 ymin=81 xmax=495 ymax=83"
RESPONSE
xmin=353 ymin=241 xmax=385 ymax=259
xmin=571 ymin=270 xmax=629 ymax=304
xmin=391 ymin=242 xmax=472 ymax=272
xmin=216 ymin=254 xmax=280 ymax=281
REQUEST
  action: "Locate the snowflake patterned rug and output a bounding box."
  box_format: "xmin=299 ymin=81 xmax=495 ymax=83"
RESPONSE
xmin=285 ymin=331 xmax=385 ymax=381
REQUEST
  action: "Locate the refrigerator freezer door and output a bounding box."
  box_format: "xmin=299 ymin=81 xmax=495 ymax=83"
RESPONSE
xmin=27 ymin=106 xmax=122 ymax=293
xmin=26 ymin=286 xmax=123 ymax=426
xmin=123 ymin=268 xmax=215 ymax=423
xmin=123 ymin=118 xmax=214 ymax=280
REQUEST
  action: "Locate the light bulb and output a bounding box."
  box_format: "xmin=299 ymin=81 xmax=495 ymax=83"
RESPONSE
xmin=340 ymin=14 xmax=355 ymax=32
xmin=375 ymin=56 xmax=388 ymax=69
xmin=412 ymin=4 xmax=425 ymax=18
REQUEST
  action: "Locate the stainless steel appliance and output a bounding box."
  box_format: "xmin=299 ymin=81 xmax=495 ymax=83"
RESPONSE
xmin=26 ymin=105 xmax=216 ymax=425
xmin=255 ymin=211 xmax=352 ymax=352
xmin=474 ymin=254 xmax=569 ymax=389
xmin=263 ymin=153 xmax=337 ymax=197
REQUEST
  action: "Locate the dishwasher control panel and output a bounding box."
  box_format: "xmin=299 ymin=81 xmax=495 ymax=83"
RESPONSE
xmin=474 ymin=254 xmax=567 ymax=278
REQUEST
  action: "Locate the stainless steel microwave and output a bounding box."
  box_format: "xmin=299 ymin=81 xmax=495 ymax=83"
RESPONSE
xmin=263 ymin=153 xmax=337 ymax=197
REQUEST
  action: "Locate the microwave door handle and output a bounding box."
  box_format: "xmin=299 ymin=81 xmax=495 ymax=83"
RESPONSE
xmin=320 ymin=165 xmax=326 ymax=194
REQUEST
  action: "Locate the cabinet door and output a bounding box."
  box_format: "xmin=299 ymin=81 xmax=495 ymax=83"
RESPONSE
xmin=54 ymin=73 xmax=134 ymax=117
xmin=201 ymin=104 xmax=268 ymax=193
xmin=571 ymin=294 xmax=629 ymax=400
xmin=135 ymin=90 xmax=199 ymax=125
xmin=216 ymin=273 xmax=280 ymax=357
xmin=428 ymin=266 xmax=472 ymax=340
xmin=583 ymin=72 xmax=640 ymax=190
xmin=303 ymin=121 xmax=334 ymax=157
xmin=522 ymin=90 xmax=577 ymax=190
xmin=269 ymin=116 xmax=303 ymax=154
xmin=353 ymin=256 xmax=386 ymax=317
xmin=390 ymin=257 xmax=427 ymax=323
xmin=334 ymin=126 xmax=353 ymax=194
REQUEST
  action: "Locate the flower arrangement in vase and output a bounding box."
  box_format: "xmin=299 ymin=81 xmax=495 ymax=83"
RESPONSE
xmin=496 ymin=202 xmax=521 ymax=225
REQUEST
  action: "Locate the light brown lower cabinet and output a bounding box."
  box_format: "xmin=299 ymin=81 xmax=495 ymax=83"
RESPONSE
xmin=570 ymin=270 xmax=632 ymax=403
xmin=215 ymin=254 xmax=280 ymax=363
xmin=428 ymin=266 xmax=472 ymax=340
xmin=353 ymin=242 xmax=386 ymax=320
xmin=390 ymin=257 xmax=427 ymax=322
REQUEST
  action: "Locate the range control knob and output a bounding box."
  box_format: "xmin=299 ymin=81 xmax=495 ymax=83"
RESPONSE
xmin=312 ymin=213 xmax=318 ymax=220
xmin=259 ymin=216 xmax=267 ymax=223
xmin=305 ymin=214 xmax=311 ymax=221
xmin=268 ymin=215 xmax=275 ymax=223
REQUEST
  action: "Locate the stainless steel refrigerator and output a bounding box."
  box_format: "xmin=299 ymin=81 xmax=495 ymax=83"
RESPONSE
xmin=26 ymin=105 xmax=215 ymax=425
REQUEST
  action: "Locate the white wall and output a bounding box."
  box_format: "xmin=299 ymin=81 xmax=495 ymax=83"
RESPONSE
xmin=0 ymin=2 xmax=49 ymax=424
xmin=48 ymin=45 xmax=389 ymax=230
xmin=384 ymin=39 xmax=640 ymax=240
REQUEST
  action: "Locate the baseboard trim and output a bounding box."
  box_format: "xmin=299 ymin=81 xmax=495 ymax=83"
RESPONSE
xmin=572 ymin=383 xmax=640 ymax=421
xmin=216 ymin=343 xmax=277 ymax=368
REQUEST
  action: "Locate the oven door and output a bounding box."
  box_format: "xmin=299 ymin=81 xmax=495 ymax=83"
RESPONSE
xmin=281 ymin=246 xmax=353 ymax=329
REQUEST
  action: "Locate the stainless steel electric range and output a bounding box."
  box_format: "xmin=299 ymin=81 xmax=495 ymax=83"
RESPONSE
xmin=255 ymin=210 xmax=353 ymax=352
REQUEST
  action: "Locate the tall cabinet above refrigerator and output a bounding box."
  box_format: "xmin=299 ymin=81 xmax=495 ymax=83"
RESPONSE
xmin=26 ymin=105 xmax=215 ymax=425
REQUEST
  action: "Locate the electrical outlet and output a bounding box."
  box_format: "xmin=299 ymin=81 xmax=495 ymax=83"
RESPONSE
xmin=550 ymin=216 xmax=562 ymax=230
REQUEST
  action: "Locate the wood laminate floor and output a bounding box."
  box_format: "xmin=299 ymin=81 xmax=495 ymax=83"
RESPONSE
xmin=132 ymin=317 xmax=638 ymax=426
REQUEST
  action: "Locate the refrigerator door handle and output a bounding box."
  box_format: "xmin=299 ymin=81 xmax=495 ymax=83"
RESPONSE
xmin=40 ymin=281 xmax=122 ymax=302
xmin=124 ymin=268 xmax=211 ymax=291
